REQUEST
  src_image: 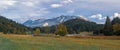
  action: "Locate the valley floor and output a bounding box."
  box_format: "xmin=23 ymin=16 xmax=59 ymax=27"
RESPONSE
xmin=0 ymin=34 xmax=120 ymax=50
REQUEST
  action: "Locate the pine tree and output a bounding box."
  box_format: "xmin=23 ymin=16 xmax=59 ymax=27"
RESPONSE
xmin=103 ymin=16 xmax=113 ymax=36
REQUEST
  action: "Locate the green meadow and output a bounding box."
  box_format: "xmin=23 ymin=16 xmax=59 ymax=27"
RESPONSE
xmin=0 ymin=34 xmax=120 ymax=50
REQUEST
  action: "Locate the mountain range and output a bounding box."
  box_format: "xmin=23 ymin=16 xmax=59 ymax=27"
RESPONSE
xmin=23 ymin=15 xmax=88 ymax=27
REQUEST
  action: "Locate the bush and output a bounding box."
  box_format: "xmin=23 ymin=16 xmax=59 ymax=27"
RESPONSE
xmin=114 ymin=30 xmax=120 ymax=36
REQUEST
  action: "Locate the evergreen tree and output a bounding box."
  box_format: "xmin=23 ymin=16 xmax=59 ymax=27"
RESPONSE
xmin=103 ymin=16 xmax=113 ymax=36
xmin=112 ymin=17 xmax=120 ymax=25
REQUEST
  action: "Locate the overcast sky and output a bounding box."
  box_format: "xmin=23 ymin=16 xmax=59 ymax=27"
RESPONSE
xmin=0 ymin=0 xmax=120 ymax=24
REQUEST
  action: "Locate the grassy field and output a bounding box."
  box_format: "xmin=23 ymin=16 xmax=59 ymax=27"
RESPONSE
xmin=0 ymin=34 xmax=120 ymax=50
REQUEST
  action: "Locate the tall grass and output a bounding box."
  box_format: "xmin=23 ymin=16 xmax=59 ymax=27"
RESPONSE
xmin=0 ymin=34 xmax=120 ymax=50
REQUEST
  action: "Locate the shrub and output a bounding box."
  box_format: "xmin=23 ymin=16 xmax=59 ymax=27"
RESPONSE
xmin=114 ymin=30 xmax=120 ymax=36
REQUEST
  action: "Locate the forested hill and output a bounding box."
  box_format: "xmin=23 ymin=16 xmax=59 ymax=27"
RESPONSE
xmin=48 ymin=18 xmax=104 ymax=34
xmin=0 ymin=16 xmax=32 ymax=34
xmin=64 ymin=18 xmax=104 ymax=34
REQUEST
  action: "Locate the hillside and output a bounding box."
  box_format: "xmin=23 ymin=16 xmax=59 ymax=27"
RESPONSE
xmin=64 ymin=18 xmax=104 ymax=34
xmin=0 ymin=16 xmax=32 ymax=34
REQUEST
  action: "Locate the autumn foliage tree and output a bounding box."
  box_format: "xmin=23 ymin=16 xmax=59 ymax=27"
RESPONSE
xmin=113 ymin=24 xmax=120 ymax=32
xmin=113 ymin=23 xmax=120 ymax=35
xmin=56 ymin=23 xmax=68 ymax=36
xmin=35 ymin=27 xmax=41 ymax=35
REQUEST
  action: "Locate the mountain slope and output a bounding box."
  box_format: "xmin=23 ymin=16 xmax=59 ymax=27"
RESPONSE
xmin=0 ymin=16 xmax=32 ymax=34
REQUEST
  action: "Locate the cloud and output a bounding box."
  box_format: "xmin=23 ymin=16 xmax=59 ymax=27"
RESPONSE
xmin=0 ymin=0 xmax=17 ymax=9
xmin=50 ymin=4 xmax=63 ymax=8
xmin=50 ymin=0 xmax=73 ymax=8
xmin=64 ymin=0 xmax=120 ymax=12
xmin=0 ymin=0 xmax=50 ymax=23
xmin=90 ymin=14 xmax=106 ymax=24
xmin=21 ymin=1 xmax=35 ymax=7
xmin=108 ymin=13 xmax=120 ymax=20
xmin=62 ymin=0 xmax=73 ymax=4
xmin=90 ymin=14 xmax=106 ymax=20
xmin=90 ymin=13 xmax=120 ymax=24
xmin=114 ymin=13 xmax=120 ymax=18
xmin=0 ymin=0 xmax=120 ymax=24
xmin=28 ymin=8 xmax=49 ymax=17
xmin=67 ymin=9 xmax=74 ymax=13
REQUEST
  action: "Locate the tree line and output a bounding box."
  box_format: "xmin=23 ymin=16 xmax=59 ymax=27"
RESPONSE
xmin=0 ymin=15 xmax=120 ymax=36
xmin=34 ymin=16 xmax=120 ymax=36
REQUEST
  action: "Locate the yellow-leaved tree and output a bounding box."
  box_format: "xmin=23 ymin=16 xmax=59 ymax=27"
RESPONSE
xmin=55 ymin=23 xmax=68 ymax=36
xmin=35 ymin=28 xmax=41 ymax=35
xmin=113 ymin=23 xmax=120 ymax=32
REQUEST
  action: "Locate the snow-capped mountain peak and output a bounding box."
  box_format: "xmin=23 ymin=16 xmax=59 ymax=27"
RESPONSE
xmin=43 ymin=22 xmax=49 ymax=27
xmin=23 ymin=15 xmax=86 ymax=27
